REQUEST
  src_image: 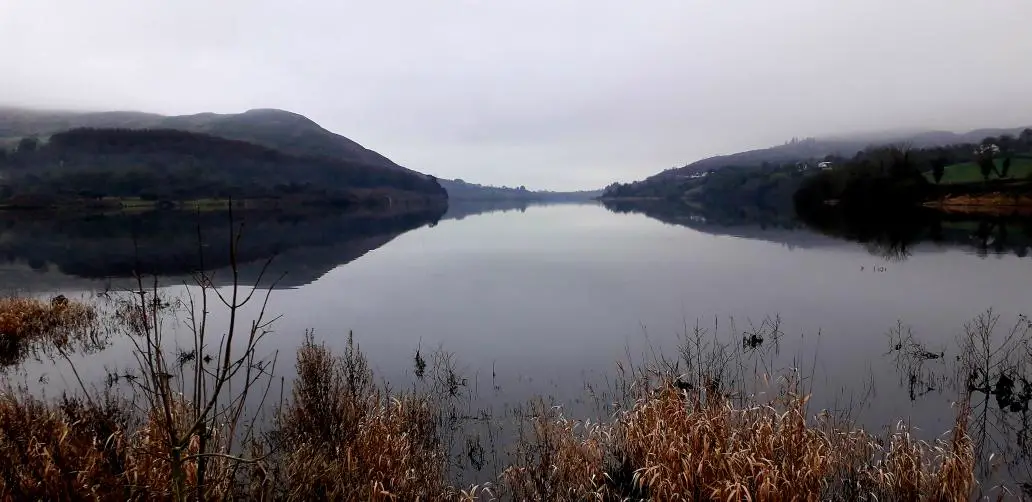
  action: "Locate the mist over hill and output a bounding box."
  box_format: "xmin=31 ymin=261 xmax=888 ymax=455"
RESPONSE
xmin=0 ymin=107 xmax=449 ymax=208
xmin=645 ymin=125 xmax=1032 ymax=183
xmin=0 ymin=107 xmax=409 ymax=173
xmin=603 ymin=124 xmax=1032 ymax=203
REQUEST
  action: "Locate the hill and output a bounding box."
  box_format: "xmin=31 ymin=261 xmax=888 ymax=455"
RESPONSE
xmin=0 ymin=106 xmax=411 ymax=173
xmin=0 ymin=128 xmax=445 ymax=209
xmin=604 ymin=126 xmax=1032 ymax=201
xmin=639 ymin=126 xmax=1032 ymax=183
xmin=1 ymin=107 xmax=589 ymax=203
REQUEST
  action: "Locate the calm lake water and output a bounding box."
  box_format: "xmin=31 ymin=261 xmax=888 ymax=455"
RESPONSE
xmin=5 ymin=201 xmax=1032 ymax=490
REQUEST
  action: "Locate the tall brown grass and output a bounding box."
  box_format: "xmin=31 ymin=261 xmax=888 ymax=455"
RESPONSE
xmin=0 ymin=377 xmax=975 ymax=501
xmin=502 ymin=378 xmax=975 ymax=501
xmin=0 ymin=333 xmax=467 ymax=501
xmin=268 ymin=332 xmax=461 ymax=500
xmin=0 ymin=390 xmax=221 ymax=500
xmin=0 ymin=294 xmax=980 ymax=501
xmin=504 ymin=402 xmax=612 ymax=500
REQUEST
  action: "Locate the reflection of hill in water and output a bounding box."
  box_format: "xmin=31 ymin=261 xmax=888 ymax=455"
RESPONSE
xmin=0 ymin=205 xmax=445 ymax=291
xmin=443 ymin=199 xmax=529 ymax=220
xmin=443 ymin=199 xmax=594 ymax=221
xmin=603 ymin=199 xmax=1032 ymax=261
xmin=602 ymin=199 xmax=844 ymax=250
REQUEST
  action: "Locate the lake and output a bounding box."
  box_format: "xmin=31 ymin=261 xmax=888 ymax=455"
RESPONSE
xmin=4 ymin=201 xmax=1032 ymax=491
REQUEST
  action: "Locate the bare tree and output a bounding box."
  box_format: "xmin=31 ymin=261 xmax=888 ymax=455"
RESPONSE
xmin=115 ymin=203 xmax=282 ymax=500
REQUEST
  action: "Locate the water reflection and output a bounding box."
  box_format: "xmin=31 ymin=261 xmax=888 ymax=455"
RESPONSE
xmin=0 ymin=205 xmax=447 ymax=291
xmin=884 ymin=312 xmax=1032 ymax=496
xmin=6 ymin=202 xmax=1032 ymax=494
xmin=602 ymin=198 xmax=802 ymax=232
xmin=799 ymin=206 xmax=1032 ymax=261
xmin=444 ymin=199 xmax=531 ymax=220
xmin=603 ymin=198 xmax=1032 ymax=261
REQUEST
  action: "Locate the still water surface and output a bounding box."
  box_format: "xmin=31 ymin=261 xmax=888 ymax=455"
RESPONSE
xmin=6 ymin=202 xmax=1032 ymax=488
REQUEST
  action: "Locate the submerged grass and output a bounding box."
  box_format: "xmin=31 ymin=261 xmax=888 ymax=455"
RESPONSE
xmin=0 ymin=295 xmax=100 ymax=367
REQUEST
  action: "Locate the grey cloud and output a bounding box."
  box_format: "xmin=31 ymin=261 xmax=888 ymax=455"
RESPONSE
xmin=3 ymin=0 xmax=1032 ymax=190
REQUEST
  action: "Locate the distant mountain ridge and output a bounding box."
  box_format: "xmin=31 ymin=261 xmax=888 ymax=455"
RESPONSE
xmin=0 ymin=106 xmax=411 ymax=174
xmin=438 ymin=178 xmax=601 ymax=201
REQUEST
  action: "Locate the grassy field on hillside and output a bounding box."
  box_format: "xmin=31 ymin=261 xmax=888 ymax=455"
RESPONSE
xmin=927 ymin=155 xmax=1032 ymax=184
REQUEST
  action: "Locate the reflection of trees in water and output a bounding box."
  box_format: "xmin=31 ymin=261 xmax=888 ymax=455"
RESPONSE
xmin=605 ymin=198 xmax=1032 ymax=262
xmin=863 ymin=240 xmax=913 ymax=262
xmin=959 ymin=313 xmax=1032 ymax=495
xmin=800 ymin=206 xmax=1032 ymax=262
xmin=884 ymin=321 xmax=948 ymax=401
xmin=885 ymin=312 xmax=1032 ymax=495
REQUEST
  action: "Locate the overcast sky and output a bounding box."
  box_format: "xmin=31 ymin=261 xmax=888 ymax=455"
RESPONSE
xmin=3 ymin=1 xmax=1032 ymax=190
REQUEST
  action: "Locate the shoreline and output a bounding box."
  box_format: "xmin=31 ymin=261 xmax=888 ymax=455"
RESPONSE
xmin=0 ymin=194 xmax=449 ymax=215
xmin=923 ymin=192 xmax=1032 ymax=216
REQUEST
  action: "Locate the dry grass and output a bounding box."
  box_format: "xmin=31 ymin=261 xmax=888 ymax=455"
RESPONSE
xmin=503 ymin=402 xmax=613 ymax=500
xmin=0 ymin=334 xmax=460 ymax=501
xmin=502 ymin=379 xmax=975 ymax=501
xmin=0 ymin=315 xmax=470 ymax=501
xmin=268 ymin=332 xmax=462 ymax=501
xmin=0 ymin=296 xmax=99 ymax=366
xmin=273 ymin=396 xmax=454 ymax=500
xmin=0 ymin=295 xmax=980 ymax=501
xmin=0 ymin=391 xmax=128 ymax=500
xmin=0 ymin=376 xmax=975 ymax=501
xmin=0 ymin=390 xmax=224 ymax=501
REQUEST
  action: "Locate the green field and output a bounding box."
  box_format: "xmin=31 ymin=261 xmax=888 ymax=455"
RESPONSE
xmin=927 ymin=155 xmax=1032 ymax=184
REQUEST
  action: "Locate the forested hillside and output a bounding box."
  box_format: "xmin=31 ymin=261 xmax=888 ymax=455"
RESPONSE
xmin=605 ymin=127 xmax=1032 ymax=202
xmin=603 ymin=128 xmax=1032 ymax=211
xmin=0 ymin=128 xmax=445 ymax=209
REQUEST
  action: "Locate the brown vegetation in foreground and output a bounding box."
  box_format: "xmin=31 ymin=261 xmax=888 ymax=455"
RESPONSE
xmin=504 ymin=382 xmax=974 ymax=501
xmin=0 ymin=391 xmax=221 ymax=500
xmin=267 ymin=333 xmax=460 ymax=500
xmin=0 ymin=357 xmax=976 ymax=500
xmin=0 ymin=292 xmax=979 ymax=500
xmin=0 ymin=334 xmax=462 ymax=501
